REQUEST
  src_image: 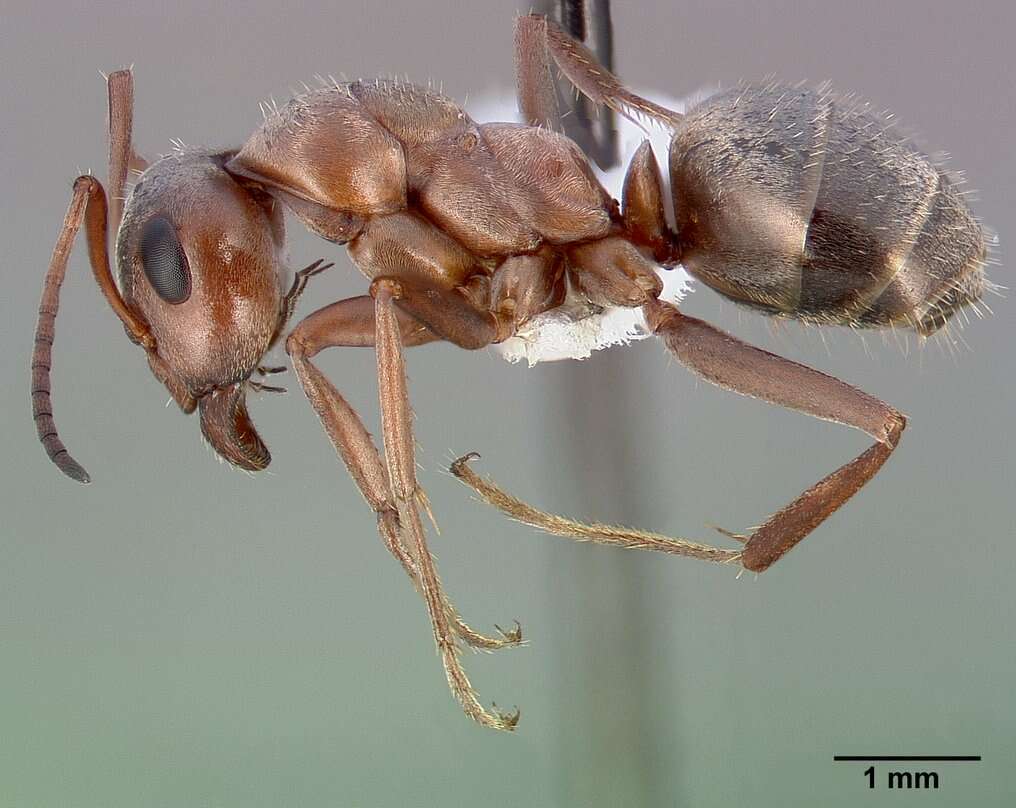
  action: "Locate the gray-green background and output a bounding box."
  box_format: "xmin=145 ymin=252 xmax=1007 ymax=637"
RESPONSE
xmin=3 ymin=1 xmax=1013 ymax=805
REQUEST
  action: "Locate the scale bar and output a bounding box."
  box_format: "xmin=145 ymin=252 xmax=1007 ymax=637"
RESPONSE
xmin=834 ymin=756 xmax=981 ymax=762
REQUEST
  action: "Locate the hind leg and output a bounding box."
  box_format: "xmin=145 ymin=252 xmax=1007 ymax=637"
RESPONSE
xmin=645 ymin=300 xmax=905 ymax=571
xmin=452 ymin=300 xmax=904 ymax=573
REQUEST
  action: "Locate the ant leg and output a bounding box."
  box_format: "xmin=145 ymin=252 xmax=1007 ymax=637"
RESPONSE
xmin=286 ymin=297 xmax=521 ymax=652
xmin=524 ymin=2 xmax=619 ymax=169
xmin=450 ymin=299 xmax=904 ymax=574
xmin=450 ymin=453 xmax=742 ymax=564
xmin=371 ymin=278 xmax=519 ymax=731
xmin=645 ymin=300 xmax=906 ymax=572
xmin=514 ymin=13 xmax=682 ymax=134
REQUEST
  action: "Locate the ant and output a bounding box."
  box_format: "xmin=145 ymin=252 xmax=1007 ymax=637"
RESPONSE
xmin=31 ymin=12 xmax=991 ymax=730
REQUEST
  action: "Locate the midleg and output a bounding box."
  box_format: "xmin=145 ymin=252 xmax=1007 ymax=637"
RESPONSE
xmin=514 ymin=13 xmax=683 ymax=132
xmin=522 ymin=2 xmax=619 ymax=168
xmin=286 ymin=296 xmax=521 ymax=652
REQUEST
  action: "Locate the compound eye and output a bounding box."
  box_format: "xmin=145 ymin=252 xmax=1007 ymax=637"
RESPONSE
xmin=140 ymin=217 xmax=191 ymax=303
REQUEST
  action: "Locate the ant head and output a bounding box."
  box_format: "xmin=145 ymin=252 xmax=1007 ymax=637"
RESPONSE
xmin=33 ymin=70 xmax=292 ymax=485
xmin=33 ymin=71 xmax=365 ymax=484
xmin=114 ymin=150 xmax=287 ymax=471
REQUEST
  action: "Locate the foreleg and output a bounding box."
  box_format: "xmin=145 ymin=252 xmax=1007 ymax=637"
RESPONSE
xmin=371 ymin=278 xmax=519 ymax=730
xmin=286 ymin=297 xmax=521 ymax=652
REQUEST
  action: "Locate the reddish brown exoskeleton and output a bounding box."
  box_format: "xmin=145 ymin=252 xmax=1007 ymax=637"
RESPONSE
xmin=32 ymin=13 xmax=991 ymax=730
